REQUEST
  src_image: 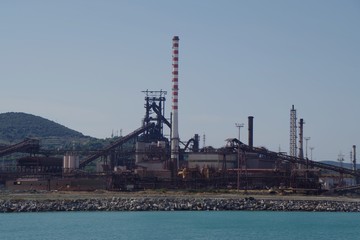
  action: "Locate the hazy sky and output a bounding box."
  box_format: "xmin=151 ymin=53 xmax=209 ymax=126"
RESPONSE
xmin=1 ymin=0 xmax=359 ymax=161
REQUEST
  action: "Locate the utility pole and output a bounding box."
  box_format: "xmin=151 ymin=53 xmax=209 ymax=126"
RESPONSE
xmin=235 ymin=123 xmax=244 ymax=141
xmin=235 ymin=123 xmax=244 ymax=192
xmin=310 ymin=147 xmax=314 ymax=160
xmin=202 ymin=133 xmax=206 ymax=148
xmin=338 ymin=152 xmax=345 ymax=168
xmin=338 ymin=152 xmax=345 ymax=186
xmin=305 ymin=137 xmax=311 ymax=159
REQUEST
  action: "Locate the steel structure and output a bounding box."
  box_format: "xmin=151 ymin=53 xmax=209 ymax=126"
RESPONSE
xmin=17 ymin=156 xmax=62 ymax=173
xmin=142 ymin=90 xmax=171 ymax=142
xmin=0 ymin=139 xmax=39 ymax=157
xmin=183 ymin=134 xmax=200 ymax=152
xmin=290 ymin=105 xmax=297 ymax=157
xmin=79 ymin=123 xmax=155 ymax=168
xmin=334 ymin=184 xmax=360 ymax=193
xmin=233 ymin=141 xmax=360 ymax=177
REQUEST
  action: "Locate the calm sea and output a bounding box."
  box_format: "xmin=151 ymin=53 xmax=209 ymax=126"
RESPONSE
xmin=1 ymin=211 xmax=359 ymax=240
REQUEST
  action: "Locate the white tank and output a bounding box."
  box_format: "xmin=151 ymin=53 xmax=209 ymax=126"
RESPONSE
xmin=63 ymin=155 xmax=66 ymax=169
xmin=63 ymin=154 xmax=79 ymax=172
xmin=68 ymin=155 xmax=79 ymax=169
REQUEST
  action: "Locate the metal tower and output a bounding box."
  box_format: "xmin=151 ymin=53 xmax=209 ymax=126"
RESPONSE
xmin=142 ymin=90 xmax=171 ymax=142
xmin=290 ymin=105 xmax=297 ymax=157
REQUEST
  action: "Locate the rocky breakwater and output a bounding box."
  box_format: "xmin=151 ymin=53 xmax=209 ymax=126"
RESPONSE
xmin=1 ymin=197 xmax=360 ymax=213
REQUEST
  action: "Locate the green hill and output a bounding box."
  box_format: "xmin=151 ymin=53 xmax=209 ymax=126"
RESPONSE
xmin=0 ymin=112 xmax=85 ymax=143
xmin=0 ymin=112 xmax=117 ymax=153
xmin=0 ymin=112 xmax=112 ymax=157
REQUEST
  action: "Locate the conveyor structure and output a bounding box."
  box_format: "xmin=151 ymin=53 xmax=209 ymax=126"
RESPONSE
xmin=230 ymin=139 xmax=360 ymax=178
xmin=0 ymin=138 xmax=40 ymax=157
xmin=79 ymin=123 xmax=155 ymax=168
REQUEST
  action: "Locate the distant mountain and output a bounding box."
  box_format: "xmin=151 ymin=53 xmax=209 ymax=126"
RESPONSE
xmin=0 ymin=112 xmax=85 ymax=143
xmin=0 ymin=112 xmax=125 ymax=153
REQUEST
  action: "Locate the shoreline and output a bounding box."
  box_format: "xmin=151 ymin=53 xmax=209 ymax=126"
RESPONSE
xmin=1 ymin=190 xmax=360 ymax=213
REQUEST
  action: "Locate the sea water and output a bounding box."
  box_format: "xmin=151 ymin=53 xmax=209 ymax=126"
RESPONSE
xmin=0 ymin=211 xmax=359 ymax=240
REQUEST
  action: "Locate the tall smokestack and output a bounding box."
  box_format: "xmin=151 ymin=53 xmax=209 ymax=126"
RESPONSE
xmin=298 ymin=118 xmax=304 ymax=159
xmin=248 ymin=116 xmax=254 ymax=148
xmin=171 ymin=36 xmax=180 ymax=170
xmin=353 ymin=145 xmax=357 ymax=171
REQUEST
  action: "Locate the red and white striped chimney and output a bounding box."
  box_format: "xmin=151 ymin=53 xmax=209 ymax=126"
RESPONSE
xmin=171 ymin=36 xmax=180 ymax=169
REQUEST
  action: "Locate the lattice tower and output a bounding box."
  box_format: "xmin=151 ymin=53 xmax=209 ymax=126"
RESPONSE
xmin=290 ymin=105 xmax=297 ymax=157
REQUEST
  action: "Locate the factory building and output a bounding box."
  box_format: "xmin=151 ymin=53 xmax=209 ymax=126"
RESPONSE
xmin=1 ymin=36 xmax=359 ymax=193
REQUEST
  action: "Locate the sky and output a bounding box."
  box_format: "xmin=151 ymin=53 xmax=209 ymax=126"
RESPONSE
xmin=0 ymin=0 xmax=359 ymax=161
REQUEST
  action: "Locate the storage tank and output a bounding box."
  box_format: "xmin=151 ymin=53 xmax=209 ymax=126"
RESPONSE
xmin=68 ymin=155 xmax=79 ymax=169
xmin=63 ymin=155 xmax=69 ymax=172
xmin=63 ymin=154 xmax=79 ymax=173
xmin=63 ymin=155 xmax=67 ymax=169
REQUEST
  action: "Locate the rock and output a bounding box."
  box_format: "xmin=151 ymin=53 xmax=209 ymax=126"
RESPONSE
xmin=1 ymin=197 xmax=360 ymax=213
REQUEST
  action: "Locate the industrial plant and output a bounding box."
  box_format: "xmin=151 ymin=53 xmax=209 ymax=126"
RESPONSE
xmin=0 ymin=36 xmax=359 ymax=194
